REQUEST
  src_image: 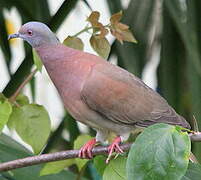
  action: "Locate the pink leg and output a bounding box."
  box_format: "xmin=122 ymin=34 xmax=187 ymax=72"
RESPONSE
xmin=106 ymin=136 xmax=123 ymax=163
xmin=78 ymin=138 xmax=97 ymax=159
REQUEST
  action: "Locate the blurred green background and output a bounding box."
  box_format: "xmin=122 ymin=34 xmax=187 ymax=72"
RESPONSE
xmin=0 ymin=0 xmax=201 ymax=178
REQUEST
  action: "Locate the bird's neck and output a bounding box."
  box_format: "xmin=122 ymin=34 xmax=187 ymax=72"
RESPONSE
xmin=35 ymin=43 xmax=78 ymax=63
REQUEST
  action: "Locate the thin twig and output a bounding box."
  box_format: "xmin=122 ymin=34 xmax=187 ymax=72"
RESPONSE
xmin=9 ymin=69 xmax=38 ymax=103
xmin=0 ymin=143 xmax=132 ymax=172
xmin=73 ymin=24 xmax=110 ymax=37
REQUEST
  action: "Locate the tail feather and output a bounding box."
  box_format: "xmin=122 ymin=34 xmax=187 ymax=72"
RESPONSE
xmin=136 ymin=114 xmax=191 ymax=129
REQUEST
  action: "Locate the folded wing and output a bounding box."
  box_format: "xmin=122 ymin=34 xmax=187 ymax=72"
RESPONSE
xmin=81 ymin=63 xmax=190 ymax=129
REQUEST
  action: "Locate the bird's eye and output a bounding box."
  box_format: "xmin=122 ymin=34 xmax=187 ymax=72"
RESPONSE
xmin=27 ymin=30 xmax=33 ymax=36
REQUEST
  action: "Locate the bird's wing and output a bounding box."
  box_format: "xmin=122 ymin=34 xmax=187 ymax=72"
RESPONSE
xmin=81 ymin=63 xmax=189 ymax=128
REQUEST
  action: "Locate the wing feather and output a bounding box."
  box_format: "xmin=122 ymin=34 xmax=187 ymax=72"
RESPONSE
xmin=81 ymin=63 xmax=190 ymax=129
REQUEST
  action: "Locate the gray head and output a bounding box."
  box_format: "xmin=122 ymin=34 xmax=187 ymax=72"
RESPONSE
xmin=8 ymin=21 xmax=59 ymax=48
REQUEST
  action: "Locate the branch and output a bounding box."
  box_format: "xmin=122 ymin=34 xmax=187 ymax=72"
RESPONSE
xmin=0 ymin=132 xmax=201 ymax=172
xmin=189 ymin=132 xmax=201 ymax=142
xmin=8 ymin=68 xmax=37 ymax=103
xmin=0 ymin=143 xmax=131 ymax=172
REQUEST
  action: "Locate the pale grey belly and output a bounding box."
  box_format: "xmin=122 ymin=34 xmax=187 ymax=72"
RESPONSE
xmin=64 ymin=98 xmax=134 ymax=135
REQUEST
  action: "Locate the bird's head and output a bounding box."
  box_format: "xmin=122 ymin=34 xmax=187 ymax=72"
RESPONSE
xmin=8 ymin=21 xmax=59 ymax=48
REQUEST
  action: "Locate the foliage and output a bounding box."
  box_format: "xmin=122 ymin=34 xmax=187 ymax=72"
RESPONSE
xmin=8 ymin=104 xmax=51 ymax=154
xmin=0 ymin=95 xmax=12 ymax=132
xmin=63 ymin=11 xmax=136 ymax=59
xmin=127 ymin=124 xmax=190 ymax=180
xmin=0 ymin=0 xmax=201 ymax=179
xmin=33 ymin=49 xmax=43 ymax=72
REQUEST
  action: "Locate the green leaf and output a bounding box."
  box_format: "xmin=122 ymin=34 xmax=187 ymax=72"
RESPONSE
xmin=90 ymin=35 xmax=111 ymax=59
xmin=74 ymin=134 xmax=92 ymax=171
xmin=16 ymin=94 xmax=29 ymax=106
xmin=103 ymin=156 xmax=127 ymax=180
xmin=0 ymin=100 xmax=12 ymax=132
xmin=32 ymin=49 xmax=43 ymax=72
xmin=7 ymin=106 xmax=17 ymax=129
xmin=40 ymin=159 xmax=75 ymax=176
xmin=127 ymin=123 xmax=191 ymax=180
xmin=93 ymin=155 xmax=107 ymax=176
xmin=63 ymin=36 xmax=84 ymax=51
xmin=120 ymin=29 xmax=137 ymax=43
xmin=14 ymin=104 xmax=51 ymax=154
xmin=0 ymin=93 xmax=6 ymax=102
xmin=0 ymin=133 xmax=32 ymax=163
xmin=182 ymin=162 xmax=201 ymax=180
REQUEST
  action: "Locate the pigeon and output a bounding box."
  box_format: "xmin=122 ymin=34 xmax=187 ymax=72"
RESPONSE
xmin=8 ymin=22 xmax=191 ymax=162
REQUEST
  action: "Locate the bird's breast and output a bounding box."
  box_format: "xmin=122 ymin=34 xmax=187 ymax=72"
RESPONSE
xmin=41 ymin=57 xmax=98 ymax=124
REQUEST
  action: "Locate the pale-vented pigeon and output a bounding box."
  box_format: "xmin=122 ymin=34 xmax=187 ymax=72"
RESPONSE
xmin=8 ymin=22 xmax=190 ymax=162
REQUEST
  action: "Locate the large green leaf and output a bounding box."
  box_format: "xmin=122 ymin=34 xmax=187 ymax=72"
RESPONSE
xmin=127 ymin=123 xmax=191 ymax=180
xmin=103 ymin=156 xmax=127 ymax=180
xmin=12 ymin=104 xmax=51 ymax=154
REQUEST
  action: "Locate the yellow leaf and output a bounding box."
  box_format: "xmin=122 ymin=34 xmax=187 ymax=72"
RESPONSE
xmin=111 ymin=29 xmax=124 ymax=44
xmin=90 ymin=35 xmax=111 ymax=59
xmin=109 ymin=11 xmax=137 ymax=44
xmin=116 ymin=22 xmax=129 ymax=31
xmin=63 ymin=36 xmax=84 ymax=51
xmin=87 ymin=11 xmax=108 ymax=37
xmin=87 ymin=11 xmax=100 ymax=25
xmin=111 ymin=27 xmax=137 ymax=44
xmin=98 ymin=25 xmax=109 ymax=38
xmin=120 ymin=29 xmax=137 ymax=43
xmin=110 ymin=11 xmax=123 ymax=25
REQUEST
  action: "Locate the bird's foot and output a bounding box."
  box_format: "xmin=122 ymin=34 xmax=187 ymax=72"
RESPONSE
xmin=106 ymin=136 xmax=123 ymax=164
xmin=78 ymin=138 xmax=97 ymax=159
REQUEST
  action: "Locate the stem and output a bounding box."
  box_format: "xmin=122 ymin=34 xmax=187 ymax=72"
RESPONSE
xmin=73 ymin=24 xmax=111 ymax=37
xmin=9 ymin=69 xmax=38 ymax=103
xmin=73 ymin=26 xmax=94 ymax=37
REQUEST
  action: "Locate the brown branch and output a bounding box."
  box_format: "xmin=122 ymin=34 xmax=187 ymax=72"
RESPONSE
xmin=0 ymin=143 xmax=132 ymax=172
xmin=189 ymin=132 xmax=201 ymax=142
xmin=9 ymin=68 xmax=38 ymax=103
xmin=1 ymin=132 xmax=201 ymax=172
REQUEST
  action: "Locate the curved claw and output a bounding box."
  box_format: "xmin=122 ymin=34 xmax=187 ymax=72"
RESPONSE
xmin=78 ymin=138 xmax=96 ymax=159
xmin=106 ymin=136 xmax=123 ymax=163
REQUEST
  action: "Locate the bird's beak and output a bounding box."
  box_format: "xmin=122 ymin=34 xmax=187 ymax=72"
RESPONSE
xmin=8 ymin=33 xmax=20 ymax=40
